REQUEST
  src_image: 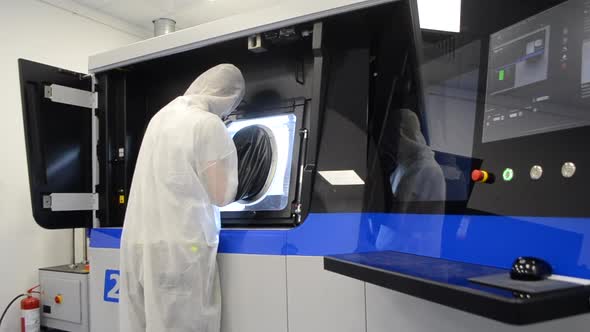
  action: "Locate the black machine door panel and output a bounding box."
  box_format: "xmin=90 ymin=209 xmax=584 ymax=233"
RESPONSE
xmin=18 ymin=59 xmax=94 ymax=229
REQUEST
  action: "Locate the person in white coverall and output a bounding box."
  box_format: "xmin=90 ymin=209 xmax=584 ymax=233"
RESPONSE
xmin=375 ymin=109 xmax=446 ymax=254
xmin=119 ymin=64 xmax=245 ymax=332
xmin=388 ymin=109 xmax=445 ymax=209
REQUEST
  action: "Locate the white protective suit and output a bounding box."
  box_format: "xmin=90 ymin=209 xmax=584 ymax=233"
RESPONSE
xmin=119 ymin=64 xmax=244 ymax=332
xmin=388 ymin=109 xmax=446 ymax=207
xmin=376 ymin=109 xmax=446 ymax=254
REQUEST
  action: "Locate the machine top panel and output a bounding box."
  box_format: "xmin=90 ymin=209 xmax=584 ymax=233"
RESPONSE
xmin=88 ymin=0 xmax=393 ymax=73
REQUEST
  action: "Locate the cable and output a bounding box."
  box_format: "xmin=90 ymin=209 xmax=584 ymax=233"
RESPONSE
xmin=0 ymin=294 xmax=27 ymax=328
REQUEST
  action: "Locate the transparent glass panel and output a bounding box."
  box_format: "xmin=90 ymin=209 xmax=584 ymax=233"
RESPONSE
xmin=364 ymin=0 xmax=590 ymax=217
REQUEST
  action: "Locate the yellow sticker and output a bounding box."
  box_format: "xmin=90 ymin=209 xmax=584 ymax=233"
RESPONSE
xmin=119 ymin=195 xmax=125 ymax=204
xmin=191 ymin=245 xmax=199 ymax=253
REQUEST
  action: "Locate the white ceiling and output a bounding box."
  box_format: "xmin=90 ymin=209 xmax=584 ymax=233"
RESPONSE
xmin=65 ymin=0 xmax=283 ymax=37
xmin=40 ymin=0 xmax=461 ymax=39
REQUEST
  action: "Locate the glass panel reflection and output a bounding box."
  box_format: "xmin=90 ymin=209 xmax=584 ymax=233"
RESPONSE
xmin=370 ymin=0 xmax=590 ymax=217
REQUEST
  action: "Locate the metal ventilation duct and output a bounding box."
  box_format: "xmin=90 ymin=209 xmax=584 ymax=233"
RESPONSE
xmin=153 ymin=18 xmax=176 ymax=36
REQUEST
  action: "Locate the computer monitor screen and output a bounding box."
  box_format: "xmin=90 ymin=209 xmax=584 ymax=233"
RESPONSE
xmin=483 ymin=0 xmax=590 ymax=143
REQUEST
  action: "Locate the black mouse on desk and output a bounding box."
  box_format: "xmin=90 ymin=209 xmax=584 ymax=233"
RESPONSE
xmin=510 ymin=257 xmax=552 ymax=281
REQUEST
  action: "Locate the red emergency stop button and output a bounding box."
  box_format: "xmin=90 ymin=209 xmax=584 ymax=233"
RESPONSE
xmin=55 ymin=295 xmax=63 ymax=304
xmin=472 ymin=170 xmax=490 ymax=183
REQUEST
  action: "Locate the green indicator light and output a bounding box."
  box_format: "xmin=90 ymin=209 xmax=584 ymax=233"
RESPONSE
xmin=503 ymin=168 xmax=514 ymax=182
xmin=499 ymin=69 xmax=505 ymax=81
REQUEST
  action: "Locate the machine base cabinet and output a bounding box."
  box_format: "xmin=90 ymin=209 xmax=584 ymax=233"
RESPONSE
xmin=89 ymin=248 xmax=120 ymax=332
xmin=39 ymin=266 xmax=89 ymax=332
xmin=88 ymin=247 xmax=590 ymax=332
xmin=365 ymin=284 xmax=590 ymax=332
xmin=218 ymin=254 xmax=288 ymax=332
xmin=286 ymin=256 xmax=366 ymax=332
xmin=89 ymin=247 xmax=293 ymax=332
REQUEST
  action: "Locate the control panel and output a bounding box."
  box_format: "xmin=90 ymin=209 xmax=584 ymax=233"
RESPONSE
xmin=469 ymin=153 xmax=587 ymax=216
xmin=469 ymin=0 xmax=590 ymax=217
xmin=473 ymin=162 xmax=577 ymax=184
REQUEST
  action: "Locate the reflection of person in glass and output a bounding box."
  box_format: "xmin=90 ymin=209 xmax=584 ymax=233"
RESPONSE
xmin=389 ymin=109 xmax=445 ymax=212
xmin=375 ymin=109 xmax=445 ymax=255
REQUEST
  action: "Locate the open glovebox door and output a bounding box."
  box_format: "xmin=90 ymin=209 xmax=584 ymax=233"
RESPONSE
xmin=221 ymin=99 xmax=308 ymax=227
xmin=19 ymin=59 xmax=96 ymax=229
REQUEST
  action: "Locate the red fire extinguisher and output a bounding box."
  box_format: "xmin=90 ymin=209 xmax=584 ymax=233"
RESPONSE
xmin=20 ymin=286 xmax=40 ymax=332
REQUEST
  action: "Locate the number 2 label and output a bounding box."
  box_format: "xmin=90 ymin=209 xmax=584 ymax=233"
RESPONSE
xmin=104 ymin=269 xmax=120 ymax=303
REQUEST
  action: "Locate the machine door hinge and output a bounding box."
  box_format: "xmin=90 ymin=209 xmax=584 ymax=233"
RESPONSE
xmin=44 ymin=84 xmax=98 ymax=109
xmin=42 ymin=193 xmax=99 ymax=211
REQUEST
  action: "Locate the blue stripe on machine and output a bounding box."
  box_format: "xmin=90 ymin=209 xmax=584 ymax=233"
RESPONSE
xmin=218 ymin=229 xmax=288 ymax=255
xmin=90 ymin=228 xmax=123 ymax=249
xmin=89 ymin=213 xmax=590 ymax=279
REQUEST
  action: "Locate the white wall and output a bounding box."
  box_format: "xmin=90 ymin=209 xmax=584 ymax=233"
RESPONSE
xmin=0 ymin=1 xmax=139 ymax=330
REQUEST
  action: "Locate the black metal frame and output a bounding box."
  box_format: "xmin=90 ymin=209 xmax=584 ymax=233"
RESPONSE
xmin=95 ymin=71 xmax=129 ymax=227
xmin=221 ymin=99 xmax=309 ymax=227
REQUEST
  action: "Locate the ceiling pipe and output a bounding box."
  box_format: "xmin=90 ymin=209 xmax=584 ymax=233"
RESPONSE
xmin=153 ymin=18 xmax=176 ymax=37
